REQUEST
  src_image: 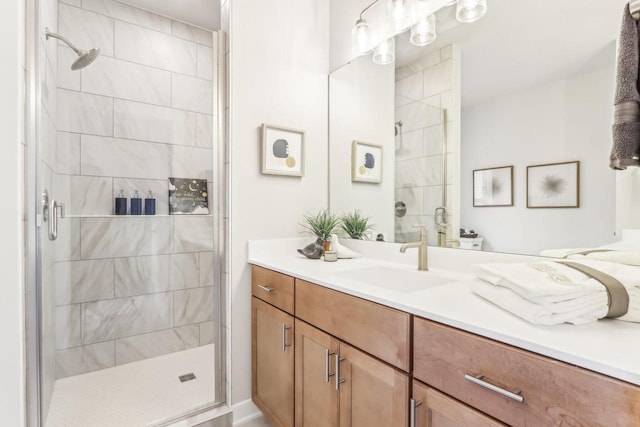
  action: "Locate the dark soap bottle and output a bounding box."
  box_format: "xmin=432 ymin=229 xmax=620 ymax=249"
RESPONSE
xmin=144 ymin=190 xmax=156 ymax=215
xmin=115 ymin=189 xmax=127 ymax=215
xmin=130 ymin=190 xmax=142 ymax=215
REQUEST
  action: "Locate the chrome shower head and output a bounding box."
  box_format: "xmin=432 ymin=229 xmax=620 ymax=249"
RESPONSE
xmin=71 ymin=48 xmax=100 ymax=70
xmin=45 ymin=28 xmax=100 ymax=71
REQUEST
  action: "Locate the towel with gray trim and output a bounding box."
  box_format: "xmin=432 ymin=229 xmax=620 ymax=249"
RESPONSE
xmin=611 ymin=4 xmax=640 ymax=170
xmin=539 ymin=248 xmax=640 ymax=266
xmin=471 ymin=259 xmax=640 ymax=325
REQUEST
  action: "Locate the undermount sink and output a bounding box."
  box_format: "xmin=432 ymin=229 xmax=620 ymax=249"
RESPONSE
xmin=334 ymin=266 xmax=459 ymax=293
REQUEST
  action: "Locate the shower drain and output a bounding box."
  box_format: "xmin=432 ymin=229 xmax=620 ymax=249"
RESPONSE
xmin=179 ymin=373 xmax=197 ymax=383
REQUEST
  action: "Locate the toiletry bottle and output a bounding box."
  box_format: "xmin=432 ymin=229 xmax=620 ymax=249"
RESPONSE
xmin=144 ymin=190 xmax=156 ymax=215
xmin=115 ymin=189 xmax=127 ymax=215
xmin=130 ymin=190 xmax=142 ymax=215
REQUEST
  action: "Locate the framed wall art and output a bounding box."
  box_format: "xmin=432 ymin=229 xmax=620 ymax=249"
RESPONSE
xmin=351 ymin=141 xmax=382 ymax=183
xmin=261 ymin=123 xmax=304 ymax=177
xmin=527 ymin=161 xmax=580 ymax=208
xmin=473 ymin=165 xmax=514 ymax=207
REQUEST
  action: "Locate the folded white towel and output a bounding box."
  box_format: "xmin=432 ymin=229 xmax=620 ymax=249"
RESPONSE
xmin=472 ymin=259 xmax=640 ymax=325
xmin=329 ymin=234 xmax=362 ymax=259
xmin=540 ymin=248 xmax=640 ymax=266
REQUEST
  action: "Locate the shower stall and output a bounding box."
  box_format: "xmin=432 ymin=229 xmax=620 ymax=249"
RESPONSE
xmin=25 ymin=0 xmax=227 ymax=425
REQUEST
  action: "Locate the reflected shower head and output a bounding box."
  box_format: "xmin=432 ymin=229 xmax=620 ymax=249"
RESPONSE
xmin=45 ymin=28 xmax=100 ymax=71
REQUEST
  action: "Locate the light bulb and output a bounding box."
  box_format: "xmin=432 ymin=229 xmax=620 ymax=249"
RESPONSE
xmin=410 ymin=14 xmax=436 ymax=47
xmin=373 ymin=38 xmax=395 ymax=65
xmin=388 ymin=0 xmax=412 ymax=32
xmin=456 ymin=0 xmax=487 ymax=23
xmin=351 ymin=19 xmax=371 ymax=56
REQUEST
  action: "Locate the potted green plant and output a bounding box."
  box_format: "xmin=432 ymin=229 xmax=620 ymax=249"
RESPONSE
xmin=340 ymin=210 xmax=374 ymax=240
xmin=298 ymin=210 xmax=341 ymax=258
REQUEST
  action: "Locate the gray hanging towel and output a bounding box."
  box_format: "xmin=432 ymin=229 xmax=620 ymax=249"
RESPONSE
xmin=611 ymin=4 xmax=640 ymax=170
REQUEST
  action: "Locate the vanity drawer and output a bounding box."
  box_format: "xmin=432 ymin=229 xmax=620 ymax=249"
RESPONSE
xmin=295 ymin=279 xmax=411 ymax=371
xmin=251 ymin=266 xmax=295 ymax=315
xmin=413 ymin=318 xmax=640 ymax=427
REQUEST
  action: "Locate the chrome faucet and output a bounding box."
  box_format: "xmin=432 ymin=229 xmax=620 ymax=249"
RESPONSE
xmin=400 ymin=225 xmax=429 ymax=271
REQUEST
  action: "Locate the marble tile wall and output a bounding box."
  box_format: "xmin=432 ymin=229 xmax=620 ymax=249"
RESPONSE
xmin=53 ymin=0 xmax=218 ymax=378
xmin=395 ymin=45 xmax=455 ymax=245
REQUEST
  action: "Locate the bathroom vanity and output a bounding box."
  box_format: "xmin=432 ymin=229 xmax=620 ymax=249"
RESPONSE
xmin=249 ymin=239 xmax=640 ymax=427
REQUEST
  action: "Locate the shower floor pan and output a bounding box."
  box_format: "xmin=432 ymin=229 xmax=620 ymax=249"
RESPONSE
xmin=46 ymin=344 xmax=216 ymax=427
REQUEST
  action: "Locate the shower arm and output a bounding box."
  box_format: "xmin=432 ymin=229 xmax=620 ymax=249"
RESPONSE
xmin=45 ymin=28 xmax=83 ymax=55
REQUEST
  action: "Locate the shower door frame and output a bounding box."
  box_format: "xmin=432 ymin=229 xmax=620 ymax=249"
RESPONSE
xmin=23 ymin=0 xmax=229 ymax=423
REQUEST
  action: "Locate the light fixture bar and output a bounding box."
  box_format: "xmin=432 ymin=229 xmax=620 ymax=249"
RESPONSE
xmin=359 ymin=0 xmax=381 ymax=20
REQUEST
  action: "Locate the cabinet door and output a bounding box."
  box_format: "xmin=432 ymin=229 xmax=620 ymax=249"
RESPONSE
xmin=338 ymin=342 xmax=409 ymax=427
xmin=295 ymin=320 xmax=340 ymax=427
xmin=412 ymin=381 xmax=505 ymax=427
xmin=252 ymin=297 xmax=294 ymax=427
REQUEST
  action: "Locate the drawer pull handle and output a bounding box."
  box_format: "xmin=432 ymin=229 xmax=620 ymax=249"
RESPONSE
xmin=335 ymin=355 xmax=345 ymax=390
xmin=410 ymin=399 xmax=423 ymax=427
xmin=325 ymin=348 xmax=336 ymax=383
xmin=281 ymin=324 xmax=292 ymax=352
xmin=464 ymin=374 xmax=524 ymax=403
xmin=258 ymin=284 xmax=274 ymax=293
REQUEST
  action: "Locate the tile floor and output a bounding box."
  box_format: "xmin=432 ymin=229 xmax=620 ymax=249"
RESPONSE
xmin=46 ymin=344 xmax=216 ymax=427
xmin=236 ymin=416 xmax=271 ymax=427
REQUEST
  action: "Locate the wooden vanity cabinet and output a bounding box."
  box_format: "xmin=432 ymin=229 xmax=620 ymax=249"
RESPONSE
xmin=252 ymin=264 xmax=640 ymax=427
xmin=294 ymin=319 xmax=339 ymax=427
xmin=414 ymin=317 xmax=640 ymax=427
xmin=252 ymin=266 xmax=296 ymax=427
xmin=412 ymin=380 xmax=506 ymax=427
xmin=294 ymin=319 xmax=410 ymax=427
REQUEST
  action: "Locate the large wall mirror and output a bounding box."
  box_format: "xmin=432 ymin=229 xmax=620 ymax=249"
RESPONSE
xmin=329 ymin=0 xmax=640 ymax=256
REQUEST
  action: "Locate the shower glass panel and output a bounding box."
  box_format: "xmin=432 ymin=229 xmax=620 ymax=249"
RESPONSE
xmin=32 ymin=0 xmax=225 ymax=425
xmin=395 ymin=103 xmax=450 ymax=245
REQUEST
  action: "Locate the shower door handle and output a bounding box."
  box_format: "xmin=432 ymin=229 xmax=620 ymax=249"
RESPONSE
xmin=42 ymin=190 xmax=65 ymax=241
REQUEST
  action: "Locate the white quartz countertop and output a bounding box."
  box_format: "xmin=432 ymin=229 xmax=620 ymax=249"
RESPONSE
xmin=248 ymin=239 xmax=640 ymax=387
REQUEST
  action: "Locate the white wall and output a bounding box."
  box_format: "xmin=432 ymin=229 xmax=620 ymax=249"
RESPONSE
xmin=461 ymin=58 xmax=616 ymax=255
xmin=0 ymin=0 xmax=26 ymax=425
xmin=617 ymin=169 xmax=640 ymax=234
xmin=329 ymin=55 xmax=395 ymax=240
xmin=228 ymin=0 xmax=329 ymax=410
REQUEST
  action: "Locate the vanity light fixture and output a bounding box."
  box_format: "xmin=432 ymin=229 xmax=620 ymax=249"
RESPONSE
xmin=410 ymin=14 xmax=437 ymax=46
xmin=388 ymin=0 xmax=412 ymax=32
xmin=373 ymin=37 xmax=395 ymax=65
xmin=351 ymin=19 xmax=371 ymax=56
xmin=456 ymin=0 xmax=487 ymax=23
xmin=350 ymin=0 xmax=381 ymax=56
xmin=351 ymin=0 xmax=487 ymax=65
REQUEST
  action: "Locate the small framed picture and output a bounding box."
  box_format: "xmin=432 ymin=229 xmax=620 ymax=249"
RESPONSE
xmin=261 ymin=124 xmax=304 ymax=177
xmin=351 ymin=141 xmax=382 ymax=183
xmin=473 ymin=166 xmax=514 ymax=207
xmin=527 ymin=161 xmax=580 ymax=208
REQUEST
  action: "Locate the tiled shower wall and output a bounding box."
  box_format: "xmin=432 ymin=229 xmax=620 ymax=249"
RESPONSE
xmin=53 ymin=0 xmax=217 ymax=378
xmin=394 ymin=44 xmax=457 ymax=245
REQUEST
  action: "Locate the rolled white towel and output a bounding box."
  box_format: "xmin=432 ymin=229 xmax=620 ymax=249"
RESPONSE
xmin=472 ymin=259 xmax=640 ymax=325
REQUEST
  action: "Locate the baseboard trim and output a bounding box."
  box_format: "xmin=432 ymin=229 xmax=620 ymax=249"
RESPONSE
xmin=231 ymin=399 xmax=262 ymax=425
